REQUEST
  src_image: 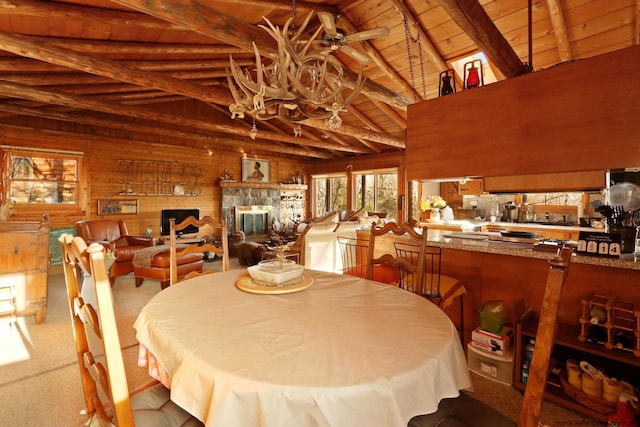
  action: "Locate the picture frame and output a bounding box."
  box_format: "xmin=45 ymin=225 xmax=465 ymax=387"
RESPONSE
xmin=242 ymin=158 xmax=270 ymax=183
xmin=98 ymin=199 xmax=139 ymax=215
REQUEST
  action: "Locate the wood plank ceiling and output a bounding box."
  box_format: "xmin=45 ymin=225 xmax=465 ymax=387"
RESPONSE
xmin=0 ymin=0 xmax=637 ymax=161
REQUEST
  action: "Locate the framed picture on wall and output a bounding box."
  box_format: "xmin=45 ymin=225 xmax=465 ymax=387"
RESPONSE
xmin=98 ymin=199 xmax=138 ymax=215
xmin=242 ymin=158 xmax=270 ymax=183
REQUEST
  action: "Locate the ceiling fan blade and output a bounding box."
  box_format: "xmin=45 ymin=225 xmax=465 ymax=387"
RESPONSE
xmin=340 ymin=46 xmax=372 ymax=64
xmin=317 ymin=12 xmax=338 ymax=36
xmin=343 ymin=27 xmax=389 ymax=44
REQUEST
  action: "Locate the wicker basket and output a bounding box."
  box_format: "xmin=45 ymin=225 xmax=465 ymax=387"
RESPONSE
xmin=560 ymin=372 xmax=617 ymax=415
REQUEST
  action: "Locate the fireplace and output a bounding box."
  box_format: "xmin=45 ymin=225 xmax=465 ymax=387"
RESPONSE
xmin=235 ymin=206 xmax=272 ymax=238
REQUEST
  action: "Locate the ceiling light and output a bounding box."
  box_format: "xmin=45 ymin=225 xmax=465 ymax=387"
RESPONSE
xmin=226 ymin=11 xmax=387 ymax=128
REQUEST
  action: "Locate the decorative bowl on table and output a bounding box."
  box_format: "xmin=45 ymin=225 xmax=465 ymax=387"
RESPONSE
xmin=247 ymin=259 xmax=304 ymax=285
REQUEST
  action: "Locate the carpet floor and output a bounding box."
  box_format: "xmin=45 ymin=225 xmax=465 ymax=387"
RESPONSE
xmin=0 ymin=258 xmax=605 ymax=426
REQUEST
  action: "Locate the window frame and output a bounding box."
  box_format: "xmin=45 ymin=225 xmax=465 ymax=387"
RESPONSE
xmin=352 ymin=168 xmax=398 ymax=217
xmin=1 ymin=146 xmax=85 ymax=214
xmin=311 ymin=173 xmax=348 ymax=218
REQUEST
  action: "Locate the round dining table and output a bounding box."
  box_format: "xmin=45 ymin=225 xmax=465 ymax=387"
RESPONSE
xmin=134 ymin=268 xmax=473 ymax=427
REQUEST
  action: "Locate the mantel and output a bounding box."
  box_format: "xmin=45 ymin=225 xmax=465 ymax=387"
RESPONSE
xmin=219 ymin=181 xmax=307 ymax=191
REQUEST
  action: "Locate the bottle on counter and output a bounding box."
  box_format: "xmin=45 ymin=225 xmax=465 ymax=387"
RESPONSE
xmin=614 ymin=330 xmax=635 ymax=350
xmin=590 ymin=305 xmax=607 ymax=325
xmin=525 ymin=338 xmax=535 ymax=366
xmin=525 ymin=204 xmax=535 ymax=222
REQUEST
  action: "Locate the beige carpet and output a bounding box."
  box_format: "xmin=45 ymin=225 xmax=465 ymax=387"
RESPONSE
xmin=0 ymin=258 xmax=605 ymax=426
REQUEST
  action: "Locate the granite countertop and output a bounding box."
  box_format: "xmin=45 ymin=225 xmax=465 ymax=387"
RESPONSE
xmin=424 ymin=230 xmax=640 ymax=271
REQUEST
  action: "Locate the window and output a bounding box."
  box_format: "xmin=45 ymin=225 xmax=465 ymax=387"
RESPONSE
xmin=354 ymin=169 xmax=397 ymax=218
xmin=3 ymin=148 xmax=81 ymax=205
xmin=312 ymin=174 xmax=347 ymax=217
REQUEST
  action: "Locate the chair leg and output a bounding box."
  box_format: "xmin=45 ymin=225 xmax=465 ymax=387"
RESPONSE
xmin=459 ymin=294 xmax=465 ymax=344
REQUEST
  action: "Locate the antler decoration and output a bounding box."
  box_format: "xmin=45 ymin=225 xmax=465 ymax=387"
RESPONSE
xmin=226 ymin=11 xmax=369 ymax=128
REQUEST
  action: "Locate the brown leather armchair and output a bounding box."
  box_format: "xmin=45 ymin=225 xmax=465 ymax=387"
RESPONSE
xmin=75 ymin=219 xmax=155 ymax=285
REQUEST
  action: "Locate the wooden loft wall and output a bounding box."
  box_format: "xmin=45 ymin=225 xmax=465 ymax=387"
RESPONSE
xmin=406 ymin=44 xmax=640 ymax=181
xmin=1 ymin=123 xmax=306 ymax=237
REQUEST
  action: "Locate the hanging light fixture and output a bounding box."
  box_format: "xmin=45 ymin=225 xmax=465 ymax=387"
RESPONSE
xmin=249 ymin=117 xmax=258 ymax=140
xmin=438 ymin=69 xmax=456 ymax=96
xmin=463 ymin=59 xmax=484 ymax=90
xmin=226 ymin=8 xmax=388 ymax=128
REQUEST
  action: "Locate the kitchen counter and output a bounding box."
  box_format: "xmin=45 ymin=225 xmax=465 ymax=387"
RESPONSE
xmin=356 ymin=226 xmax=640 ymax=344
xmin=425 ymin=230 xmax=640 ymax=271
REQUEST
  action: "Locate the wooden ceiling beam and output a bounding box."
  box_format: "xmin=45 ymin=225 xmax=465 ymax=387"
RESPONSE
xmin=0 ymin=30 xmax=235 ymax=102
xmin=0 ymin=58 xmax=252 ymax=72
xmin=304 ymin=118 xmax=405 ymax=149
xmin=338 ymin=11 xmax=417 ymax=102
xmin=0 ymin=0 xmax=187 ymax=31
xmin=387 ymin=0 xmax=451 ymax=82
xmin=437 ymin=0 xmax=529 ymax=78
xmin=110 ymin=0 xmax=412 ymax=110
xmin=31 ymin=37 xmax=245 ymax=55
xmin=545 ymin=0 xmax=572 ymax=62
xmin=0 ymin=24 xmax=402 ymax=148
xmin=0 ymin=79 xmax=368 ymax=154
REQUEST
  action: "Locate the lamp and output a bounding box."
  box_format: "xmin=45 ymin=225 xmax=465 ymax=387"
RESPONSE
xmin=227 ymin=11 xmax=385 ymax=129
xmin=105 ymin=189 xmax=133 ymax=198
xmin=438 ymin=69 xmax=456 ymax=96
xmin=463 ymin=59 xmax=484 ymax=90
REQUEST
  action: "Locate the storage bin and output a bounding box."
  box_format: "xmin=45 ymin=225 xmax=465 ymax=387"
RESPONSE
xmin=467 ymin=343 xmax=513 ymax=386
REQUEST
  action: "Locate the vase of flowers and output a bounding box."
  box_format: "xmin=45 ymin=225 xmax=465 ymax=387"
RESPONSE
xmin=421 ymin=196 xmax=447 ymax=221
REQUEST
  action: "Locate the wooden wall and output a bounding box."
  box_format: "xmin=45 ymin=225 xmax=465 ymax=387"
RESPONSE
xmin=1 ymin=124 xmax=306 ymax=237
xmin=406 ymin=44 xmax=640 ymax=181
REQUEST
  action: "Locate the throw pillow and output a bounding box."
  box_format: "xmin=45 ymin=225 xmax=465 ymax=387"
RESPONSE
xmin=343 ymin=208 xmax=367 ymax=222
xmin=313 ymin=211 xmax=339 ymax=224
xmin=305 ymin=222 xmax=338 ymax=235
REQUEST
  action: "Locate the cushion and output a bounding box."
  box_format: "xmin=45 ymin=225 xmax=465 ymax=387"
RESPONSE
xmin=357 ymin=215 xmax=380 ymax=227
xmin=305 ymin=222 xmax=338 ymax=235
xmin=313 ymin=211 xmax=339 ymax=223
xmin=334 ymin=221 xmax=359 ymax=233
xmin=343 ymin=208 xmax=367 ymax=222
xmin=130 ymin=383 xmax=203 ymax=426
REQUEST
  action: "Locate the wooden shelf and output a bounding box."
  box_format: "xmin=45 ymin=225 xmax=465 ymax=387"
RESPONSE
xmin=515 ymin=312 xmax=640 ymax=422
xmin=219 ymin=181 xmax=307 ymax=190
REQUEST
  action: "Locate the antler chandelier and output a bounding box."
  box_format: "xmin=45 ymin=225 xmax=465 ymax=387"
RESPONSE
xmin=226 ymin=12 xmax=372 ymax=130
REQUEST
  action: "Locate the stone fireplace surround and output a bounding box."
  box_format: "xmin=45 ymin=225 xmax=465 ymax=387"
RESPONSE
xmin=221 ymin=182 xmax=308 ymax=241
xmin=221 ymin=186 xmax=280 ymax=239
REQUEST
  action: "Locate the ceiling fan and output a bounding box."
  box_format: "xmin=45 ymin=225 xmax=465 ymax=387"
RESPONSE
xmin=316 ymin=12 xmax=389 ymax=64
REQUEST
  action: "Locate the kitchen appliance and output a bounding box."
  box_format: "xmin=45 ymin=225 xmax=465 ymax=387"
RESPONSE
xmin=502 ymin=202 xmax=520 ymax=222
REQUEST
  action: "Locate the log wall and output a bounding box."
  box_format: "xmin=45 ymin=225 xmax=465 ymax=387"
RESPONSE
xmin=1 ymin=124 xmax=306 ymax=238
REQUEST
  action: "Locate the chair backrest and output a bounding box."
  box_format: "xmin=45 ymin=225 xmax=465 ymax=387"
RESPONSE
xmin=170 ymin=216 xmax=229 ymax=285
xmin=337 ymin=236 xmax=369 ymax=277
xmin=393 ymin=242 xmax=444 ymax=298
xmin=518 ymin=247 xmax=572 ymax=427
xmin=59 ymin=233 xmax=135 ymax=426
xmin=76 ymin=219 xmax=127 ymax=243
xmin=365 ymin=222 xmax=428 ymax=294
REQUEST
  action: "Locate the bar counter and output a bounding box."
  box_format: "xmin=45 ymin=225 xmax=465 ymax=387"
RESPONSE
xmin=357 ymin=228 xmax=640 ymax=343
xmin=427 ymin=230 xmax=640 ymax=271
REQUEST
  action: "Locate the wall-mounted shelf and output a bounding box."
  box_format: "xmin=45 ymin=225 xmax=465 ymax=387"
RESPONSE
xmin=116 ymin=159 xmax=203 ymax=196
xmin=219 ymin=181 xmax=307 ymax=190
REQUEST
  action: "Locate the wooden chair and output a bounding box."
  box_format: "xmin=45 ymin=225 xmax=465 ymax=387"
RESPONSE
xmin=337 ymin=236 xmax=369 ymax=278
xmin=365 ymin=222 xmax=427 ymax=292
xmin=170 ymin=216 xmax=228 ymax=285
xmin=394 ymin=241 xmax=467 ymax=341
xmin=59 ymin=233 xmax=203 ymax=427
xmin=408 ymin=247 xmax=573 ymax=427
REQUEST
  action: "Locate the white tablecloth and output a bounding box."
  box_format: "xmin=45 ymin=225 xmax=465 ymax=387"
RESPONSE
xmin=134 ymin=269 xmax=472 ymax=427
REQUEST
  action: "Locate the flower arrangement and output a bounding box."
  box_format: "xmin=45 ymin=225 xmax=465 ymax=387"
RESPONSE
xmin=421 ymin=195 xmax=447 ymax=211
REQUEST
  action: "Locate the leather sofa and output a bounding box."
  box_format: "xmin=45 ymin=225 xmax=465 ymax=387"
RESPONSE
xmin=75 ymin=219 xmax=155 ymax=285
